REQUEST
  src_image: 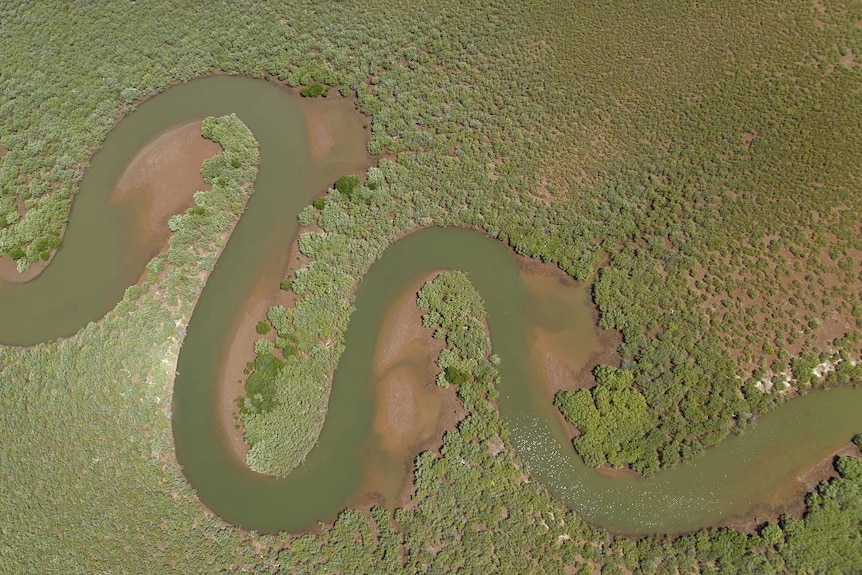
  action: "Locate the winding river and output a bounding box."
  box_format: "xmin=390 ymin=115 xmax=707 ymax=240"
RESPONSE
xmin=1 ymin=76 xmax=860 ymax=535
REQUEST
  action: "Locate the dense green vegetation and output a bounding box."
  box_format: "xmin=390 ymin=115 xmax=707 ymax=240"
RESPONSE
xmin=333 ymin=174 xmax=361 ymax=199
xmin=1 ymin=0 xmax=860 ymax=572
xmin=299 ymin=82 xmax=326 ymax=98
xmin=555 ymin=365 xmax=657 ymax=472
xmin=418 ymin=271 xmax=493 ymax=388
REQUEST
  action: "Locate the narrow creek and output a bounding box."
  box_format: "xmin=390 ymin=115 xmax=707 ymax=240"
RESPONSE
xmin=1 ymin=76 xmax=859 ymax=535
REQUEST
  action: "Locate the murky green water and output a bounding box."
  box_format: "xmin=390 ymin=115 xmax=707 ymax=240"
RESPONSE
xmin=1 ymin=77 xmax=859 ymax=535
xmin=179 ymin=225 xmax=862 ymax=533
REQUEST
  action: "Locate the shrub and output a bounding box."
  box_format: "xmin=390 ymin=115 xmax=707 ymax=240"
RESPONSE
xmin=243 ymin=352 xmax=284 ymax=414
xmin=444 ymin=366 xmax=470 ymax=385
xmin=300 ymin=83 xmax=325 ymax=97
xmin=256 ymin=321 xmax=271 ymax=335
xmin=297 ymin=205 xmax=316 ymax=227
xmin=334 ymin=175 xmax=360 ymax=199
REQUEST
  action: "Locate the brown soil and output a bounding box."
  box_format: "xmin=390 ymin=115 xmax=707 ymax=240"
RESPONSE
xmin=689 ymin=229 xmax=862 ymax=379
xmin=0 ymin=78 xmax=378 ymax=469
xmin=350 ymin=271 xmax=466 ymax=511
xmin=216 ymin=277 xmax=282 ymax=463
xmin=292 ymin=88 xmax=374 ymax=163
xmin=111 ymin=120 xmax=222 ymax=256
xmin=719 ymin=441 xmax=862 ymax=533
xmin=216 ymin=235 xmax=309 ymax=464
xmin=298 ymin=103 xmax=336 ymax=160
xmin=0 ymin=256 xmax=49 ymax=284
xmin=510 ymin=255 xmax=859 ymax=535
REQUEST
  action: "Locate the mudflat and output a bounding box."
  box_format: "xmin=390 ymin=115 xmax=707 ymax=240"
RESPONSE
xmin=720 ymin=441 xmax=862 ymax=533
xmin=216 ymin=237 xmax=306 ymax=464
xmin=1 ymin=121 xmax=220 ymax=287
xmin=295 ymin=92 xmax=371 ymax=161
xmin=358 ymin=272 xmax=465 ymax=509
xmin=111 ymin=120 xmax=222 ymax=257
xmin=0 ymin=256 xmax=47 ymax=284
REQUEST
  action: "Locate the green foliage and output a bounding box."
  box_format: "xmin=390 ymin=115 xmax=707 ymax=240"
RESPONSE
xmin=279 ymin=278 xmax=294 ymax=292
xmin=300 ymin=83 xmax=326 ymax=97
xmin=444 ymin=365 xmax=470 ymax=385
xmin=0 ymin=113 xmax=260 ymax=573
xmin=297 ymin=204 xmax=316 ymax=227
xmin=828 ymin=359 xmax=862 ymax=386
xmin=777 ymin=456 xmax=862 ymax=573
xmin=555 ymin=366 xmax=657 ymax=471
xmin=418 ymin=271 xmax=492 ymax=391
xmin=760 ymin=523 xmax=783 ymax=547
xmin=791 ymin=353 xmax=821 ymax=388
xmin=334 ymin=175 xmax=361 ymax=199
xmin=312 ymin=196 xmax=327 ymax=210
xmin=242 ymin=352 xmax=284 ymax=414
xmin=255 ymin=321 xmax=271 ymax=335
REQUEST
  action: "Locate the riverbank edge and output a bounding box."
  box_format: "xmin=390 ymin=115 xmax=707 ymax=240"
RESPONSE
xmin=0 ymin=71 xmax=374 ymax=284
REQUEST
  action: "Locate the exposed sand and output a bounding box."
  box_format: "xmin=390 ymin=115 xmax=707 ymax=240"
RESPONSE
xmin=511 ymin=259 xmax=860 ymax=533
xmin=111 ymin=120 xmax=222 ymax=252
xmin=220 ymin=266 xmax=467 ymax=507
xmin=293 ymin=90 xmax=372 ymax=162
xmin=12 ymin=79 xmax=846 ymax=532
xmin=216 ymin=89 xmax=376 ymax=462
xmin=216 ymin=235 xmax=308 ymax=464
xmin=348 ymin=257 xmax=625 ymax=511
xmin=216 ymin=278 xmax=280 ymax=463
xmin=373 ymin=272 xmax=446 ymax=369
xmin=2 ymin=87 xmax=374 ymax=467
xmin=514 ymin=254 xmax=622 ymax=439
xmin=301 ymin=106 xmax=336 ymax=160
xmin=0 ymin=255 xmax=48 ymax=283
xmin=352 ymin=271 xmax=466 ymax=510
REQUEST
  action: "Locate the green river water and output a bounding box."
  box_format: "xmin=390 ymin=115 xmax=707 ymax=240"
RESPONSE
xmin=1 ymin=76 xmax=859 ymax=535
